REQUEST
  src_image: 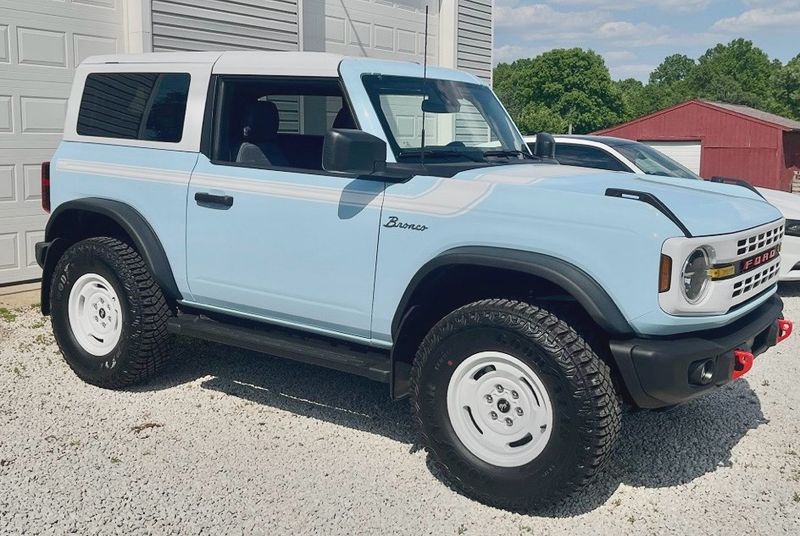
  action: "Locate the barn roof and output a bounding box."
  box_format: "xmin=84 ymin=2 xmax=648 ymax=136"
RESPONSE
xmin=596 ymin=99 xmax=800 ymax=134
xmin=701 ymin=101 xmax=800 ymax=131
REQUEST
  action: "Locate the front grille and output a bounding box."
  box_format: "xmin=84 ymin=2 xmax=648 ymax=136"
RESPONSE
xmin=732 ymin=262 xmax=780 ymax=298
xmin=737 ymin=224 xmax=784 ymax=255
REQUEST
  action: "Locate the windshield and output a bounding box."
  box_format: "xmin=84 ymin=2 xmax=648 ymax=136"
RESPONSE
xmin=614 ymin=142 xmax=702 ymax=180
xmin=362 ymin=74 xmax=528 ymax=161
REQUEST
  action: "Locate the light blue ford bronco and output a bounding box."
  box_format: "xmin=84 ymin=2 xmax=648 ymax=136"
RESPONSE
xmin=37 ymin=51 xmax=792 ymax=509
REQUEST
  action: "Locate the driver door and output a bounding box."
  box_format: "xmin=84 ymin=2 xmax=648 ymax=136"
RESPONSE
xmin=185 ymin=75 xmax=385 ymax=340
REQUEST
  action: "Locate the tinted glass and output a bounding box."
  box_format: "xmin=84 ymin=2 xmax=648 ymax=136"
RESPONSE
xmin=213 ymin=76 xmax=350 ymax=171
xmin=613 ymin=142 xmax=702 ymax=180
xmin=362 ymin=75 xmax=525 ymax=161
xmin=555 ymin=144 xmax=629 ymax=172
xmin=77 ymin=73 xmax=190 ymax=142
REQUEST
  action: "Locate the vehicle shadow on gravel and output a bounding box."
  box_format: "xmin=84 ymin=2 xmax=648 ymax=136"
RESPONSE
xmin=778 ymin=281 xmax=800 ymax=298
xmin=140 ymin=338 xmax=767 ymax=518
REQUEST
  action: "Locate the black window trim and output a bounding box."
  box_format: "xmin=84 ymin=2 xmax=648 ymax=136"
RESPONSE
xmin=76 ymin=71 xmax=192 ymax=144
xmin=201 ymin=74 xmax=364 ymax=178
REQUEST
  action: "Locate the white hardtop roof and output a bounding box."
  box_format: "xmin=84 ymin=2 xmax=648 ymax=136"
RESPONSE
xmin=78 ymin=51 xmax=476 ymax=81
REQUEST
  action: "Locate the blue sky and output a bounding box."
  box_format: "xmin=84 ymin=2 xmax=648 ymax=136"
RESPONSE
xmin=494 ymin=0 xmax=800 ymax=81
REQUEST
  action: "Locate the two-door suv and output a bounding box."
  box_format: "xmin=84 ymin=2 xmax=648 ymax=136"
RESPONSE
xmin=37 ymin=52 xmax=792 ymax=509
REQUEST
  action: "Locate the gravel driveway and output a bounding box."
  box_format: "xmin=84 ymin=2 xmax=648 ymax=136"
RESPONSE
xmin=2 ymin=288 xmax=800 ymax=535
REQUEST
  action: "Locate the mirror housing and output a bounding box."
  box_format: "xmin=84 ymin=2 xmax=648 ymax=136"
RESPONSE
xmin=323 ymin=129 xmax=387 ymax=176
xmin=534 ymin=132 xmax=557 ymax=160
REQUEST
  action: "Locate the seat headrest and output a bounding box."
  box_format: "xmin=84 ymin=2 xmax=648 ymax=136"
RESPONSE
xmin=241 ymin=100 xmax=280 ymax=143
xmin=332 ymin=107 xmax=356 ymax=130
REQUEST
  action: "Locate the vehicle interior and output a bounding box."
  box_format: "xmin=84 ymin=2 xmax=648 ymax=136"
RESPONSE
xmin=210 ymin=77 xmax=358 ymax=171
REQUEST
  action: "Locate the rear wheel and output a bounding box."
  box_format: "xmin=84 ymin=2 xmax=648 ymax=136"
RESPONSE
xmin=50 ymin=237 xmax=173 ymax=388
xmin=411 ymin=299 xmax=620 ymax=510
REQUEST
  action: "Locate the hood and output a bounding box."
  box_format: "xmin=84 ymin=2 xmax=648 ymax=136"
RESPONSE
xmin=456 ymin=164 xmax=783 ymax=237
xmin=755 ymin=187 xmax=800 ymax=219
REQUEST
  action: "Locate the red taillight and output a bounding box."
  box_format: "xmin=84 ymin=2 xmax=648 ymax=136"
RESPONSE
xmin=41 ymin=161 xmax=51 ymax=213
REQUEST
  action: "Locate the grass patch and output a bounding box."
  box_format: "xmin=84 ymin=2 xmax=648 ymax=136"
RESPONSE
xmin=0 ymin=308 xmax=17 ymax=323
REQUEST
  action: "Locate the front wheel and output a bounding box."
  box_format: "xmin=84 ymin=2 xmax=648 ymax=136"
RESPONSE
xmin=410 ymin=299 xmax=620 ymax=510
xmin=50 ymin=237 xmax=174 ymax=388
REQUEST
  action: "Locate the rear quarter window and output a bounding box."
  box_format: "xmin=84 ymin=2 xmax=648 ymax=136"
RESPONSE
xmin=77 ymin=72 xmax=191 ymax=143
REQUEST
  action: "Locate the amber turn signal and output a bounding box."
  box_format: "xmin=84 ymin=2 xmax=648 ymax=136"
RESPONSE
xmin=659 ymin=254 xmax=672 ymax=293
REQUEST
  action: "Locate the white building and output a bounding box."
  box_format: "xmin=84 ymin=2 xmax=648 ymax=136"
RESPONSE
xmin=0 ymin=0 xmax=493 ymax=285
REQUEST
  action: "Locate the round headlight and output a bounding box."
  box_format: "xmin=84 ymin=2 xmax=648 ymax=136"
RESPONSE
xmin=682 ymin=247 xmax=713 ymax=304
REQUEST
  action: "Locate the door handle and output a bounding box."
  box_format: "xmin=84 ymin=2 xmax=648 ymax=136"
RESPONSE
xmin=195 ymin=192 xmax=234 ymax=208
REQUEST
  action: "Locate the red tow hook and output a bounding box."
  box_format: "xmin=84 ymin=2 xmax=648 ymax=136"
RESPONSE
xmin=778 ymin=319 xmax=793 ymax=344
xmin=732 ymin=350 xmax=754 ymax=380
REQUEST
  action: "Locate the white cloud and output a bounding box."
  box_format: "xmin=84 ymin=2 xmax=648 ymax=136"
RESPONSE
xmin=609 ymin=63 xmax=657 ymax=80
xmin=604 ymin=50 xmax=637 ymax=62
xmin=545 ymin=0 xmax=711 ymax=12
xmin=713 ymin=1 xmax=800 ymax=32
xmin=493 ymin=44 xmax=550 ymax=63
xmin=495 ymin=3 xmax=719 ymax=49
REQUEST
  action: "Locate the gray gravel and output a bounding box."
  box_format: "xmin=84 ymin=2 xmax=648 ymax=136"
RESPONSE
xmin=1 ymin=288 xmax=800 ymax=535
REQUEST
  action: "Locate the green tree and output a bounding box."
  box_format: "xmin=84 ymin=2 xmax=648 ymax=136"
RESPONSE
xmin=649 ymin=54 xmax=695 ymax=85
xmin=614 ymin=78 xmax=647 ymax=121
xmin=493 ymin=48 xmax=624 ymax=134
xmin=686 ymin=39 xmax=782 ymax=111
xmin=773 ymin=54 xmax=800 ymax=120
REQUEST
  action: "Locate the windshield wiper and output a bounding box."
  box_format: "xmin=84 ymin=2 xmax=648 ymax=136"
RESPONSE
xmin=482 ymin=149 xmax=539 ymax=160
xmin=398 ymin=149 xmax=486 ymax=163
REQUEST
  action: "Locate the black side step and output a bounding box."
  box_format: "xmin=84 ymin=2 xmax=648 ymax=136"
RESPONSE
xmin=167 ymin=314 xmax=391 ymax=383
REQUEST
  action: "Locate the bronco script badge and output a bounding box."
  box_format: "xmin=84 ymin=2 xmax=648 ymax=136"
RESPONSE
xmin=383 ymin=216 xmax=428 ymax=232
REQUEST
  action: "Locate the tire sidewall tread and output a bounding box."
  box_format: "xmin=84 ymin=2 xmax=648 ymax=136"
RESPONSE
xmin=410 ymin=298 xmax=621 ymax=510
xmin=50 ymin=237 xmax=172 ymax=389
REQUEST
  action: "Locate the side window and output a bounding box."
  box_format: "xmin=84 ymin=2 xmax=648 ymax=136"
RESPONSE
xmin=555 ymin=144 xmax=630 ymax=172
xmin=212 ymin=76 xmax=354 ymax=171
xmin=77 ymin=73 xmax=190 ymax=142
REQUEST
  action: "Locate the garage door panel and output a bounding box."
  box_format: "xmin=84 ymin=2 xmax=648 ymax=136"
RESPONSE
xmin=644 ymin=141 xmax=702 ymax=174
xmin=0 ymin=214 xmax=47 ymax=283
xmin=0 ymin=0 xmax=123 ymax=284
xmin=325 ymin=0 xmax=438 ymax=63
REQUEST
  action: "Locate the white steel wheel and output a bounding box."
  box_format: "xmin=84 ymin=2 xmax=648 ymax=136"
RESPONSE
xmin=446 ymin=351 xmax=554 ymax=467
xmin=67 ymin=273 xmax=123 ymax=356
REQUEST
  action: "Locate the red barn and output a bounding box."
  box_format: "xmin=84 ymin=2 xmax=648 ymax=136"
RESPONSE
xmin=596 ymin=100 xmax=800 ymax=192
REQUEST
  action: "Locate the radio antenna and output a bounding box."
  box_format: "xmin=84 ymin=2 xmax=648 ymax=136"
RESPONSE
xmin=419 ymin=4 xmax=429 ymax=165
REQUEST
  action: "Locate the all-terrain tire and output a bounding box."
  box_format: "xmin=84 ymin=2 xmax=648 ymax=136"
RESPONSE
xmin=410 ymin=299 xmax=620 ymax=510
xmin=50 ymin=237 xmax=173 ymax=388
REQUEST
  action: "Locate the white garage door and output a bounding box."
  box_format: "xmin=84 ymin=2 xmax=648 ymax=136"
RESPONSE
xmin=324 ymin=1 xmax=439 ymax=144
xmin=324 ymin=0 xmax=438 ymax=63
xmin=644 ymin=141 xmax=702 ymax=174
xmin=0 ymin=0 xmax=124 ymax=285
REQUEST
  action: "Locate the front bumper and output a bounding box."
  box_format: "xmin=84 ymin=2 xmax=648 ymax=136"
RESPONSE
xmin=610 ymin=294 xmax=787 ymax=409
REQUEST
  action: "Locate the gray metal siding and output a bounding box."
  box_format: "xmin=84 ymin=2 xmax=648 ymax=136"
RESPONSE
xmin=152 ymin=0 xmax=299 ymax=52
xmin=457 ymin=0 xmax=492 ymax=82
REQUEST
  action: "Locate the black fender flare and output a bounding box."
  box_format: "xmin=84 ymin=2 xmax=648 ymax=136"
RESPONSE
xmin=391 ymin=246 xmax=634 ymax=338
xmin=389 ymin=246 xmax=634 ymax=398
xmin=39 ymin=198 xmax=182 ymax=314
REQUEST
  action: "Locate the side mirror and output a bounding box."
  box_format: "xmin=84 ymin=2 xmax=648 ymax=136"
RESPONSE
xmin=323 ymin=129 xmax=387 ymax=176
xmin=534 ymin=132 xmax=557 ymax=160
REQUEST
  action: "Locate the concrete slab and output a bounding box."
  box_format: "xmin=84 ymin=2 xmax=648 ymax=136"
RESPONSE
xmin=0 ymin=282 xmax=40 ymax=310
